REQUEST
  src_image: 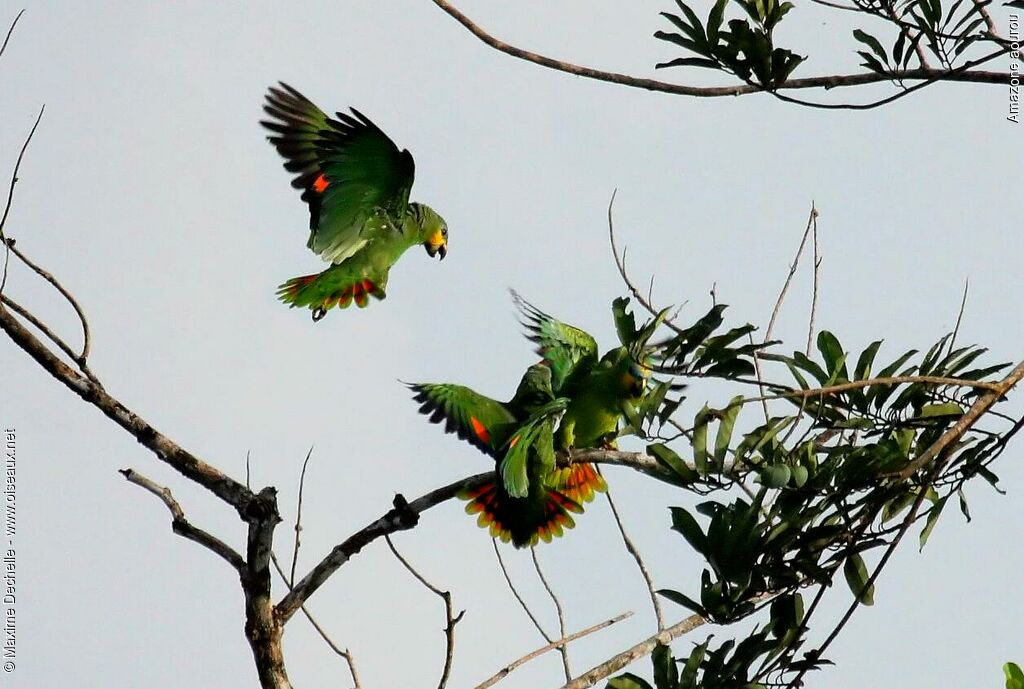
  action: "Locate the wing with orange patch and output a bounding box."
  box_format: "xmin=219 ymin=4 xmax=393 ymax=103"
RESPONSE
xmin=408 ymin=383 xmax=517 ymax=457
xmin=262 ymin=82 xmax=416 ymax=265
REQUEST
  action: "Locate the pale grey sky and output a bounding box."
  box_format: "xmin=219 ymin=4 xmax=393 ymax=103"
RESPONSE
xmin=1 ymin=2 xmax=1022 ymax=688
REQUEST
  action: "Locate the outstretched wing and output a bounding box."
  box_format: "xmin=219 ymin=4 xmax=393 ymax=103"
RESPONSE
xmin=262 ymin=82 xmax=416 ymax=263
xmin=408 ymin=383 xmax=517 ymax=457
xmin=512 ymin=291 xmax=599 ymax=391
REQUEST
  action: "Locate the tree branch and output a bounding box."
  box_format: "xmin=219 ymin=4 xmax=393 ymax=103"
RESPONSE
xmin=531 ymin=547 xmax=572 ymax=680
xmin=474 ymin=611 xmax=633 ymax=689
xmin=386 ymin=534 xmax=464 ymax=689
xmin=602 ymin=485 xmax=665 ymax=631
xmin=897 ymin=359 xmax=1024 ymax=479
xmin=275 ymin=473 xmax=491 ymax=622
xmin=0 ymin=301 xmax=256 ymax=512
xmin=271 ymin=554 xmax=363 ymax=689
xmin=428 ymin=0 xmax=1011 ymax=103
xmin=119 ymin=467 xmax=245 ymax=573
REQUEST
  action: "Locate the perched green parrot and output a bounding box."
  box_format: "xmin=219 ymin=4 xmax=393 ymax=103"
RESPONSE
xmin=261 ymin=83 xmax=449 ymax=321
xmin=409 ymin=363 xmax=607 ymax=548
xmin=514 ymin=292 xmax=654 ymax=455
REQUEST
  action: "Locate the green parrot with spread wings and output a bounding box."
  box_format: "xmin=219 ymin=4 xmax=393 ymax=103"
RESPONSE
xmin=409 ymin=362 xmax=606 ymax=547
xmin=262 ymin=83 xmax=448 ymax=321
xmin=408 ymin=294 xmax=660 ymax=547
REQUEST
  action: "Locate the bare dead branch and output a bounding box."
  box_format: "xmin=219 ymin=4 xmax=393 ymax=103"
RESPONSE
xmin=276 ymin=473 xmax=491 ymax=622
xmin=428 ymin=0 xmax=1011 ymax=105
xmin=492 ymin=539 xmax=554 ymax=645
xmin=289 ymin=447 xmax=314 ymax=587
xmin=5 ymin=235 xmax=94 ymax=366
xmin=531 ymin=547 xmax=571 ymax=680
xmin=0 ymin=301 xmax=257 ymax=511
xmin=120 ymin=467 xmax=246 ymax=572
xmin=562 ymin=593 xmax=775 ymax=689
xmin=386 ymin=535 xmax=463 ymax=689
xmin=270 ymin=554 xmax=362 ymax=689
xmin=602 ymin=486 xmax=665 ymax=631
xmin=1 ymin=105 xmax=44 ymax=295
xmin=560 ymin=613 xmax=709 ymax=689
xmin=1 ymin=294 xmax=80 ymax=366
xmin=474 ymin=611 xmax=633 ymax=689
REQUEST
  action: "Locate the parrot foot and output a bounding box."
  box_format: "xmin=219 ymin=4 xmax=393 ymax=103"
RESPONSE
xmin=311 ymin=307 xmax=327 ymax=322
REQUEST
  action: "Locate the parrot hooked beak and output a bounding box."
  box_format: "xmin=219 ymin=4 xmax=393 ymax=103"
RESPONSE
xmin=424 ymin=228 xmax=448 ymax=260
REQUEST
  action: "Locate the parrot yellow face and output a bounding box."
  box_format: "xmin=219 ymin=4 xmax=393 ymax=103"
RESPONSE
xmin=621 ymin=360 xmax=651 ymax=399
xmin=424 ymin=224 xmax=448 ymax=260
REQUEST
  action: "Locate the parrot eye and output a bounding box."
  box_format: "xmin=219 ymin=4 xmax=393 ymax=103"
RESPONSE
xmin=442 ymin=227 xmax=448 ymax=238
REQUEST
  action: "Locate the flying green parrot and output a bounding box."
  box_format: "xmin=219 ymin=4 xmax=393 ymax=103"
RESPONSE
xmin=261 ymin=83 xmax=449 ymax=321
xmin=409 ymin=363 xmax=606 ymax=548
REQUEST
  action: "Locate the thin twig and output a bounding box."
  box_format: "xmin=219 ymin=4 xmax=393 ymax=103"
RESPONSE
xmin=387 ymin=535 xmax=463 ymax=689
xmin=0 ymin=10 xmax=25 ymax=61
xmin=607 ymin=190 xmax=684 ymax=334
xmin=474 ymin=612 xmax=633 ymax=689
xmin=119 ymin=468 xmax=246 ymax=572
xmin=289 ymin=447 xmax=314 ymax=587
xmin=5 ymin=234 xmax=94 ymax=366
xmin=1 ymin=105 xmax=45 ymax=296
xmin=270 ymin=553 xmax=362 ymax=689
xmin=1 ymin=294 xmax=79 ymax=366
xmin=492 ymin=539 xmax=553 ymax=642
xmin=805 ymin=206 xmax=821 ymax=357
xmin=766 ymin=205 xmax=817 ymax=343
xmin=753 ymin=204 xmax=818 ymax=421
xmin=947 ymin=278 xmax=969 ymax=359
xmin=531 ymin=548 xmax=571 ymax=681
xmin=602 ymin=486 xmax=665 ymax=631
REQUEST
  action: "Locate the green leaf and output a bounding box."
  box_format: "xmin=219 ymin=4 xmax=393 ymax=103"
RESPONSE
xmin=670 ymin=507 xmax=708 ymax=555
xmin=657 ymin=56 xmax=721 ymax=69
xmin=693 ymin=406 xmax=711 ymax=475
xmin=653 ymin=643 xmax=678 ymax=689
xmin=714 ymin=397 xmax=744 ymax=468
xmin=792 ymin=351 xmax=829 ymax=385
xmin=853 ymin=29 xmax=888 ymax=62
xmin=609 ymin=673 xmax=655 ymax=689
xmin=919 ymin=494 xmax=948 ymax=550
xmin=649 ymin=443 xmax=698 ymax=484
xmin=1005 ymin=662 xmax=1024 ymax=689
xmin=843 ymin=552 xmax=875 ymax=606
xmin=854 ymin=340 xmax=883 ymax=380
xmin=707 ymin=0 xmax=729 ymax=43
xmin=612 ymin=297 xmax=637 ymax=346
xmin=957 ymin=488 xmax=971 ymax=522
xmin=917 ymin=402 xmax=964 ymax=418
xmin=658 ymin=588 xmax=707 ymax=617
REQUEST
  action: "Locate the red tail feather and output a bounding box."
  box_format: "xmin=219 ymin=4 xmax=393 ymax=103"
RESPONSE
xmin=461 ymin=479 xmax=583 ymax=548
